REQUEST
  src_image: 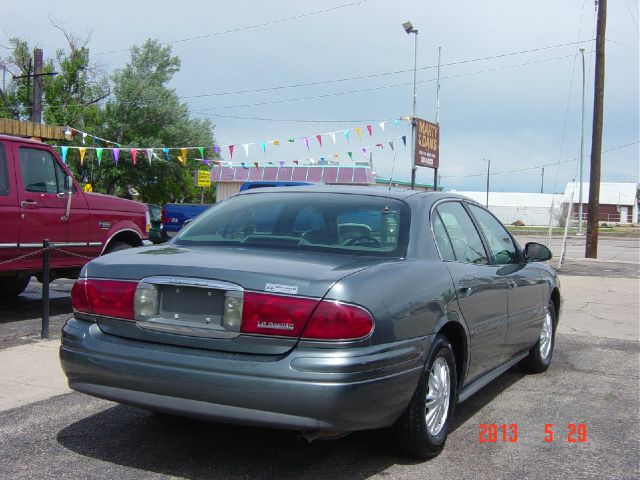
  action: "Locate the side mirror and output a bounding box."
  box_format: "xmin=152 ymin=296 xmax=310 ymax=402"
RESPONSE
xmin=61 ymin=175 xmax=73 ymax=221
xmin=524 ymin=242 xmax=552 ymax=262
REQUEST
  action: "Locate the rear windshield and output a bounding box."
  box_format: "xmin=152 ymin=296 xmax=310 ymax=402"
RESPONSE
xmin=175 ymin=192 xmax=408 ymax=256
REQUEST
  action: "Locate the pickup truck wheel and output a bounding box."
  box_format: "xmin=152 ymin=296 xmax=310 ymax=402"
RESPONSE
xmin=393 ymin=334 xmax=457 ymax=459
xmin=0 ymin=274 xmax=31 ymax=298
xmin=518 ymin=301 xmax=556 ymax=374
xmin=104 ymin=241 xmax=133 ymax=254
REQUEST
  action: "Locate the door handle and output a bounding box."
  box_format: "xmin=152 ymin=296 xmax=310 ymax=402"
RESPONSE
xmin=458 ymin=281 xmax=473 ymax=297
xmin=20 ymin=200 xmax=38 ymax=208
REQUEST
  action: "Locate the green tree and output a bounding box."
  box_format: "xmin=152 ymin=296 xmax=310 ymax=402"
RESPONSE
xmin=90 ymin=39 xmax=216 ymax=204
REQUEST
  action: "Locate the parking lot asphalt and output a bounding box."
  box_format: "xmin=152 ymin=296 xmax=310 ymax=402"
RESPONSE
xmin=0 ymin=236 xmax=638 ymax=479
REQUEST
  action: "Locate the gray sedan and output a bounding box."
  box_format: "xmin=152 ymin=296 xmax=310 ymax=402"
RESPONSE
xmin=60 ymin=186 xmax=560 ymax=459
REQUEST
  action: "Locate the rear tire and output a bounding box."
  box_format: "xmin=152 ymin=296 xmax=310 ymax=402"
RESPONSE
xmin=393 ymin=334 xmax=457 ymax=459
xmin=0 ymin=274 xmax=31 ymax=298
xmin=518 ymin=301 xmax=556 ymax=374
xmin=104 ymin=241 xmax=133 ymax=255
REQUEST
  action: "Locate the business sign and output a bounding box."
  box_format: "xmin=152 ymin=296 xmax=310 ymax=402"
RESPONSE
xmin=414 ymin=118 xmax=440 ymax=169
xmin=196 ymin=170 xmax=211 ymax=187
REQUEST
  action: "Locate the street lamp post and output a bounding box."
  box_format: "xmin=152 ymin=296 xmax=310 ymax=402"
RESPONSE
xmin=578 ymin=47 xmax=586 ymax=235
xmin=484 ymin=158 xmax=491 ymax=207
xmin=403 ymin=21 xmax=419 ymax=190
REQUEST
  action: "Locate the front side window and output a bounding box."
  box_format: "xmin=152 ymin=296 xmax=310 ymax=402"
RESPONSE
xmin=19 ymin=148 xmax=65 ymax=194
xmin=176 ymin=192 xmax=408 ymax=256
xmin=468 ymin=204 xmax=519 ymax=264
xmin=0 ymin=144 xmax=8 ymax=195
xmin=436 ymin=202 xmax=488 ymax=265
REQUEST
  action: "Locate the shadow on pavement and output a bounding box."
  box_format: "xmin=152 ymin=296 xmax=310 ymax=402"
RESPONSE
xmin=56 ymin=369 xmax=525 ymax=479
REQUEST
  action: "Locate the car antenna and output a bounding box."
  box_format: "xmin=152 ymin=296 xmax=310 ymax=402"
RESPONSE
xmin=382 ymin=147 xmax=398 ymax=214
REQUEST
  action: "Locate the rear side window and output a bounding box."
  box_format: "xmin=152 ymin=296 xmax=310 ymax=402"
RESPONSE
xmin=19 ymin=148 xmax=65 ymax=194
xmin=436 ymin=202 xmax=488 ymax=265
xmin=432 ymin=211 xmax=456 ymax=261
xmin=0 ymin=144 xmax=8 ymax=195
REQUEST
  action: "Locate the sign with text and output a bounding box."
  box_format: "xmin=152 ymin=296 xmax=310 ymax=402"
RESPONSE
xmin=196 ymin=170 xmax=211 ymax=187
xmin=414 ymin=118 xmax=440 ymax=169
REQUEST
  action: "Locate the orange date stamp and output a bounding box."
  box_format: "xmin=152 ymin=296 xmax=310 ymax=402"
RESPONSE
xmin=478 ymin=423 xmax=588 ymax=443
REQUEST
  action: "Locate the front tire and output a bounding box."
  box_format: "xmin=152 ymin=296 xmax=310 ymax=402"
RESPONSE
xmin=519 ymin=301 xmax=556 ymax=373
xmin=0 ymin=274 xmax=31 ymax=298
xmin=393 ymin=334 xmax=457 ymax=459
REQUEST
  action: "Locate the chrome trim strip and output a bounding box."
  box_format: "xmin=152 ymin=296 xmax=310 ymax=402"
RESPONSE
xmin=88 ymin=242 xmax=103 ymax=247
xmin=100 ymin=228 xmax=142 ymax=255
xmin=19 ymin=243 xmax=47 ymax=248
xmin=143 ymin=276 xmax=244 ymax=292
xmin=0 ymin=243 xmax=18 ymax=248
xmin=19 ymin=242 xmax=87 ymax=248
xmin=137 ymin=320 xmax=241 ymax=339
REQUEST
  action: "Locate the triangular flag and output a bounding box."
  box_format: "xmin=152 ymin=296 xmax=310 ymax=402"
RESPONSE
xmin=260 ymin=142 xmax=266 ymax=153
xmin=366 ymin=125 xmax=372 ymax=136
xmin=293 ymin=160 xmax=299 ymax=166
xmin=315 ymin=134 xmax=323 ymax=148
xmin=401 ymin=135 xmax=407 ymax=146
xmin=279 ymin=161 xmax=284 ymax=167
xmin=130 ymin=149 xmax=138 ymax=165
xmin=162 ymin=148 xmax=169 ymax=159
xmin=81 ymin=132 xmax=87 ymax=145
xmin=347 ymin=151 xmax=353 ymax=160
xmin=303 ymin=137 xmax=309 ymax=150
xmin=61 ymin=146 xmax=68 ymax=164
xmin=360 ymin=148 xmax=367 ymax=159
xmin=393 ymin=118 xmax=400 ymax=126
xmin=288 ymin=138 xmax=295 ymax=143
xmin=181 ymin=148 xmax=187 ymax=162
xmin=378 ymin=121 xmax=386 ymax=132
xmin=198 ymin=147 xmax=204 ymax=158
xmin=243 ymin=144 xmax=250 ymax=157
xmin=319 ymin=157 xmax=325 ymax=164
xmin=343 ymin=130 xmax=350 ymax=142
xmin=355 ymin=127 xmax=362 ymax=141
xmin=113 ymin=148 xmax=120 ymax=165
xmin=268 ymin=161 xmax=274 ymax=165
xmin=254 ymin=162 xmax=259 ymax=169
xmin=228 ymin=145 xmax=234 ymax=159
xmin=96 ymin=148 xmax=103 ymax=165
xmin=389 ymin=140 xmax=395 ymax=151
xmin=146 ymin=149 xmax=153 ymax=165
xmin=333 ymin=153 xmax=340 ymax=159
xmin=213 ymin=145 xmax=221 ymax=155
xmin=273 ymin=140 xmax=280 ymax=146
xmin=241 ymin=162 xmax=248 ymax=169
xmin=79 ymin=147 xmax=86 ymax=165
xmin=330 ymin=132 xmax=336 ymax=144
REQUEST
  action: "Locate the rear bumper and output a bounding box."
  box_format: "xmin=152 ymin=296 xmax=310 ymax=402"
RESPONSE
xmin=60 ymin=317 xmax=431 ymax=431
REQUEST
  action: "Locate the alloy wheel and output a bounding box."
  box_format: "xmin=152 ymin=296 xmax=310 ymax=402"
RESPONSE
xmin=425 ymin=357 xmax=451 ymax=436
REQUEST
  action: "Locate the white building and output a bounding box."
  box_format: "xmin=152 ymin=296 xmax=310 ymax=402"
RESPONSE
xmin=451 ymin=191 xmax=563 ymax=226
xmin=563 ymin=182 xmax=639 ymax=224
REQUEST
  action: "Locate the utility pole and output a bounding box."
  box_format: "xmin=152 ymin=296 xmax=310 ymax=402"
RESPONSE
xmin=586 ymin=0 xmax=606 ymax=258
xmin=577 ymin=47 xmax=587 ymax=235
xmin=31 ymin=49 xmax=43 ymax=124
xmin=403 ymin=21 xmax=419 ymax=190
xmin=541 ymin=167 xmax=545 ymax=193
xmin=484 ymin=158 xmax=490 ymax=207
xmin=433 ymin=46 xmax=442 ymax=192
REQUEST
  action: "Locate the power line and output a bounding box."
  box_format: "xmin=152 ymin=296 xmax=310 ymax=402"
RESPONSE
xmin=184 ymin=112 xmax=384 ymax=123
xmin=189 ymin=52 xmax=582 ymax=112
xmin=440 ymin=141 xmax=639 ymax=178
xmin=94 ymin=2 xmax=365 ymax=55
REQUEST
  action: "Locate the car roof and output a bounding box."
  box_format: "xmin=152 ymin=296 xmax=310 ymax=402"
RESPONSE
xmin=0 ymin=134 xmax=49 ymax=145
xmin=237 ymin=184 xmax=473 ymax=202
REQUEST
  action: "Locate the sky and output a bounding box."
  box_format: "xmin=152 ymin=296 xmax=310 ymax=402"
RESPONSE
xmin=3 ymin=0 xmax=639 ymax=193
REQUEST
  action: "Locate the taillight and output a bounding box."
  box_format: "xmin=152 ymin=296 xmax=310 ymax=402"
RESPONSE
xmin=302 ymin=300 xmax=373 ymax=340
xmin=71 ymin=279 xmax=136 ymax=320
xmin=239 ymin=292 xmax=374 ymax=341
xmin=240 ymin=292 xmax=317 ymax=337
xmin=160 ymin=207 xmax=166 ymax=224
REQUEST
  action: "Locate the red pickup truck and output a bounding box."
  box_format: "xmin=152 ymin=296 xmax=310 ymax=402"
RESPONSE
xmin=0 ymin=134 xmax=149 ymax=297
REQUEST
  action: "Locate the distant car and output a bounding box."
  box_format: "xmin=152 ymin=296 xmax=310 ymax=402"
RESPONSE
xmin=161 ymin=203 xmax=211 ymax=238
xmin=238 ymin=181 xmax=314 ymax=192
xmin=60 ymin=187 xmax=560 ymax=459
xmin=146 ymin=204 xmax=164 ymax=244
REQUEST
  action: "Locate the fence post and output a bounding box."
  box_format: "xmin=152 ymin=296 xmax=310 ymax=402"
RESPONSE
xmin=41 ymin=239 xmax=50 ymax=339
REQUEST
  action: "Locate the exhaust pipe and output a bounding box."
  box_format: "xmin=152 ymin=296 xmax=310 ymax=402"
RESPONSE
xmin=297 ymin=430 xmax=352 ymax=444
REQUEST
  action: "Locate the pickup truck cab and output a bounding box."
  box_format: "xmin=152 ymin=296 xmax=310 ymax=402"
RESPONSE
xmin=161 ymin=203 xmax=210 ymax=239
xmin=0 ymin=134 xmax=149 ymax=297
